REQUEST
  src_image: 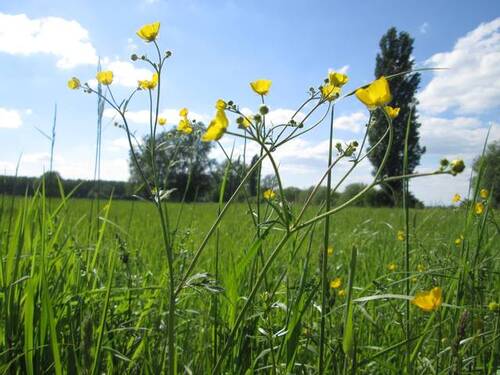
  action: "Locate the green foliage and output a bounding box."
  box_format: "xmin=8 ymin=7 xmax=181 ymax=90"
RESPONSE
xmin=473 ymin=140 xmax=500 ymax=207
xmin=0 ymin=194 xmax=497 ymax=373
xmin=368 ymin=27 xmax=426 ymax=205
xmin=212 ymin=158 xmax=249 ymax=201
xmin=248 ymin=154 xmax=259 ymax=197
xmin=129 ymin=122 xmax=217 ymax=201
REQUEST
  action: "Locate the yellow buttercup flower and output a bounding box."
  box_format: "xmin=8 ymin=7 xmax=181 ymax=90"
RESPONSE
xmin=417 ymin=264 xmax=425 ymax=272
xmin=328 ymin=71 xmax=349 ymax=87
xmin=338 ymin=289 xmax=346 ymax=297
xmin=137 ymin=21 xmax=160 ymax=42
xmin=450 ymin=159 xmax=465 ymax=175
xmin=327 ymin=246 xmax=334 ymax=256
xmin=330 ymin=277 xmax=342 ymax=289
xmin=411 ymin=287 xmax=443 ymax=312
xmin=454 ymin=235 xmax=464 ymax=247
xmin=488 ymin=302 xmax=500 ymax=312
xmin=397 ymin=230 xmax=405 ymax=241
xmin=202 ymin=99 xmax=229 ymax=142
xmin=452 ymin=193 xmax=461 ymax=203
xmin=321 ymin=83 xmax=340 ymax=101
xmin=384 ymin=106 xmax=400 ymax=119
xmin=355 ymin=76 xmax=392 ymax=110
xmin=387 ymin=263 xmax=397 ymax=272
xmin=138 ymin=73 xmax=158 ymax=90
xmin=479 ymin=188 xmax=489 ymax=199
xmin=67 ymin=77 xmax=80 ymax=90
xmin=177 ymin=108 xmax=192 ymax=134
xmin=158 ymin=117 xmax=167 ymax=126
xmin=474 ymin=202 xmax=484 ymax=215
xmin=202 ymin=119 xmax=225 ymax=141
xmin=96 ymin=71 xmax=113 ymax=85
xmin=250 ymin=79 xmax=272 ymax=96
xmin=215 ymin=99 xmax=227 ymax=110
xmin=263 ymin=189 xmax=276 ymax=200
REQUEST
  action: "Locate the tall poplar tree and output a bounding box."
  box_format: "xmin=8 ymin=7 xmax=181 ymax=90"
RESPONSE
xmin=368 ymin=27 xmax=425 ymax=205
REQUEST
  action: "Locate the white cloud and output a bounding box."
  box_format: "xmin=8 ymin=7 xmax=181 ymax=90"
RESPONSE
xmin=22 ymin=152 xmax=51 ymax=163
xmin=419 ymin=22 xmax=429 ymax=34
xmin=332 ymin=111 xmax=368 ymax=133
xmin=104 ymin=60 xmax=153 ymax=87
xmin=266 ymin=108 xmax=306 ymax=125
xmin=0 ymin=108 xmax=23 ymax=128
xmin=418 ymin=17 xmax=500 ymax=114
xmin=107 ymin=137 xmax=131 ymax=152
xmin=420 ymin=116 xmax=499 ymax=155
xmin=0 ymin=12 xmax=97 ymax=69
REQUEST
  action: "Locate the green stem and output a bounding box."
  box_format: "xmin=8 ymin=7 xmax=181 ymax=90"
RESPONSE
xmin=175 ymin=153 xmax=267 ymax=296
xmin=319 ymin=105 xmax=335 ymax=374
xmin=212 ymin=234 xmax=290 ymax=373
xmin=402 ymin=108 xmax=412 ymax=374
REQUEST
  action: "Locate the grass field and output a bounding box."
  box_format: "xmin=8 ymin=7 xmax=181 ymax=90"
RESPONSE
xmin=0 ymin=192 xmax=498 ymax=374
xmin=2 ymin=19 xmax=499 ymax=375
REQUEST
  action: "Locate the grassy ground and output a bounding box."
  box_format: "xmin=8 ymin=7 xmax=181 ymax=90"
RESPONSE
xmin=0 ymin=194 xmax=498 ymax=374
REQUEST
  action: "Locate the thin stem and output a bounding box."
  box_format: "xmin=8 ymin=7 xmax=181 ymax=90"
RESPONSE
xmin=402 ymin=108 xmax=412 ymax=375
xmin=319 ymin=105 xmax=335 ymax=374
xmin=175 ymin=153 xmax=267 ymax=296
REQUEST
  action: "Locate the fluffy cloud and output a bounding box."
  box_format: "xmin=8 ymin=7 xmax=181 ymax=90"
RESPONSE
xmin=332 ymin=112 xmax=368 ymax=133
xmin=265 ymin=108 xmax=306 ymax=125
xmin=420 ymin=116 xmax=499 ymax=155
xmin=418 ymin=17 xmax=500 ymax=114
xmin=104 ymin=60 xmax=153 ymax=88
xmin=0 ymin=108 xmax=23 ymax=128
xmin=0 ymin=12 xmax=97 ymax=69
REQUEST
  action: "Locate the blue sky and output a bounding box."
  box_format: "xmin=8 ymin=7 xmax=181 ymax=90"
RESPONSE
xmin=0 ymin=0 xmax=499 ymax=204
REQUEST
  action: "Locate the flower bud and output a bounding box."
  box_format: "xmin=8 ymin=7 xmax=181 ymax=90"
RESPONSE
xmin=259 ymin=105 xmax=269 ymax=115
xmin=450 ymin=159 xmax=465 ymax=175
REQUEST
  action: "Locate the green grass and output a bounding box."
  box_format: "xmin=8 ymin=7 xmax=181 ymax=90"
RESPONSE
xmin=0 ymin=194 xmax=499 ymax=374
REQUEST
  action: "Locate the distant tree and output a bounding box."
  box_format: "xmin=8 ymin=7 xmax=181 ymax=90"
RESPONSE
xmin=129 ymin=122 xmax=217 ymax=201
xmin=368 ymin=27 xmax=426 ymax=206
xmin=213 ymin=158 xmax=247 ymax=201
xmin=248 ymin=154 xmax=259 ymax=197
xmin=283 ymin=187 xmax=303 ymax=203
xmin=39 ymin=171 xmax=62 ymax=197
xmin=473 ymin=140 xmax=500 ymax=207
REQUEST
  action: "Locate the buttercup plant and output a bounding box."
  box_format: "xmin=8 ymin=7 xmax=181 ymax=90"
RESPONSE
xmin=68 ymin=21 xmax=467 ymax=374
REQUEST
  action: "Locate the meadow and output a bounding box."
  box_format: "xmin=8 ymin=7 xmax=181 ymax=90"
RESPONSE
xmin=0 ymin=194 xmax=498 ymax=373
xmin=1 ymin=19 xmax=499 ymax=375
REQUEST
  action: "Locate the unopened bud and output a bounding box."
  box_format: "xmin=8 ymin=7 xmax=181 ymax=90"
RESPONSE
xmin=259 ymin=105 xmax=269 ymax=115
